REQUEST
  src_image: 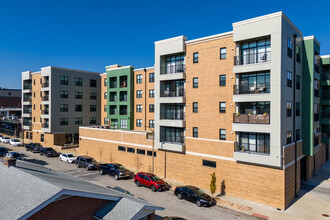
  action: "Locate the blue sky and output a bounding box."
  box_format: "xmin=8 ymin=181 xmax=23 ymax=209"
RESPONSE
xmin=0 ymin=0 xmax=329 ymax=89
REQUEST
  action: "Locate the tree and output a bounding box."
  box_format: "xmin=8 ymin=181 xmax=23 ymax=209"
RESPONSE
xmin=210 ymin=172 xmax=217 ymax=197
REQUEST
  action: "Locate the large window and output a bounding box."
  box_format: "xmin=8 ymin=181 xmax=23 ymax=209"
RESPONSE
xmin=193 ymin=127 xmax=198 ymax=138
xmin=236 ymin=72 xmax=270 ymax=94
xmin=90 ymin=79 xmax=97 ymax=87
xmin=287 ymin=71 xmax=292 ymax=88
xmin=75 ymin=118 xmax=82 ymax=125
xmin=60 ymin=91 xmax=68 ymax=98
xmin=219 ymin=102 xmax=226 ymax=113
xmin=287 ymin=101 xmax=292 ymax=117
xmin=219 ymin=75 xmax=226 ymax=86
xmin=109 ymin=77 xmax=117 ymax=88
xmin=220 ymin=47 xmax=226 ymax=59
xmin=237 ymin=132 xmax=270 ymax=154
xmin=119 ymin=105 xmax=127 ymax=115
xmin=193 ymin=102 xmax=198 ymax=113
xmin=75 ymin=105 xmax=82 ymax=112
xmin=149 ymin=72 xmax=155 ymax=82
xmin=75 ymin=78 xmax=82 ymax=86
xmin=136 ymin=105 xmax=142 ymax=112
xmin=161 ymin=80 xmax=184 ymax=97
xmin=90 ymin=105 xmax=97 ymax=112
xmin=149 ymin=89 xmax=155 ymax=98
xmin=193 ymin=77 xmax=198 ymax=88
xmin=193 ymin=52 xmax=199 ymax=63
xmin=136 ymin=119 xmax=142 ymax=127
xmin=109 ymin=105 xmax=117 ymax=115
xmin=219 ymin=129 xmax=226 ymax=140
xmin=162 ymin=104 xmax=184 ymax=120
xmin=136 ymin=74 xmax=142 ymax=84
xmin=287 ymin=38 xmax=293 ymax=58
xmin=120 ymin=119 xmax=127 ymax=129
xmin=75 ymin=92 xmax=83 ymax=99
xmin=60 ymin=118 xmax=68 ymax=125
xmin=90 ymin=93 xmax=97 ymax=100
xmin=60 ymin=76 xmax=68 ymax=85
xmin=90 ymin=117 xmax=97 ymax=124
xmin=163 ymin=54 xmax=185 ymax=74
xmin=239 ymin=38 xmax=271 ymax=65
xmin=161 ymin=127 xmax=184 ymax=144
xmin=110 ymin=92 xmax=117 ymax=102
xmin=149 ymin=104 xmax=154 ymax=113
xmin=136 ymin=90 xmax=142 ymax=98
xmin=60 ymin=104 xmax=68 ymax=112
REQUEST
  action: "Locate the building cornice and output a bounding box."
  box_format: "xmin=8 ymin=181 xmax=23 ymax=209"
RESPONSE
xmin=134 ymin=67 xmax=155 ymax=71
xmin=41 ymin=66 xmax=101 ymax=75
xmin=303 ymin=35 xmax=321 ymax=46
xmin=154 ymin=35 xmax=187 ymax=45
xmin=185 ymin=31 xmax=233 ymax=46
xmin=105 ymin=65 xmax=134 ymax=71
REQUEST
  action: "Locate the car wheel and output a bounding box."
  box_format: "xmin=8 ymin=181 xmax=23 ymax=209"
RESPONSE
xmin=76 ymin=163 xmax=80 ymax=168
xmin=114 ymin=174 xmax=119 ymax=180
xmin=177 ymin=193 xmax=183 ymax=200
xmin=85 ymin=166 xmax=89 ymax=171
xmin=196 ymin=200 xmax=202 ymax=207
xmin=99 ymin=169 xmax=104 ymax=175
xmin=151 ymin=185 xmax=156 ymax=192
xmin=135 ymin=180 xmax=141 ymax=187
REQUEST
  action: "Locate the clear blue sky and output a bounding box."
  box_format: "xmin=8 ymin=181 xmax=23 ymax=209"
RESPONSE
xmin=0 ymin=0 xmax=329 ymax=89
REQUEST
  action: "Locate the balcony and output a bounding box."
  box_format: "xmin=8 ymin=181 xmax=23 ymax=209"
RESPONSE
xmin=233 ymin=83 xmax=270 ymax=95
xmin=314 ymin=113 xmax=319 ymax=122
xmin=314 ymin=89 xmax=319 ymax=98
xmin=41 ymin=96 xmax=49 ymax=101
xmin=160 ymin=87 xmax=184 ymax=97
xmin=23 ymin=84 xmax=32 ymax=90
xmin=162 ymin=111 xmax=185 ymax=120
xmin=321 ymin=112 xmax=330 ymax=125
xmin=42 ymin=82 xmax=49 ymax=88
xmin=234 ymin=141 xmax=270 ymax=155
xmin=41 ymin=110 xmax=49 ymax=115
xmin=322 ymin=132 xmax=330 ymax=144
xmin=23 ymin=121 xmax=32 ymax=126
xmin=233 ymin=113 xmax=270 ymax=124
xmin=160 ymin=135 xmax=185 ymax=145
xmin=23 ymin=109 xmax=32 ymax=114
xmin=160 ymin=64 xmax=185 ymax=75
xmin=322 ymin=73 xmax=330 ymax=81
xmin=41 ymin=123 xmax=49 ymax=128
xmin=234 ymin=51 xmax=271 ymax=66
xmin=23 ymin=98 xmax=32 ymax=103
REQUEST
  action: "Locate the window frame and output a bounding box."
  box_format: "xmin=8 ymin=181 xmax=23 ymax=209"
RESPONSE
xmin=149 ymin=104 xmax=154 ymax=113
xmin=287 ymin=101 xmax=292 ymax=117
xmin=60 ymin=76 xmax=68 ymax=85
xmin=149 ymin=72 xmax=155 ymax=83
xmin=90 ymin=79 xmax=97 ymax=87
xmin=193 ymin=52 xmax=199 ymax=63
xmin=136 ymin=74 xmax=142 ymax=84
xmin=193 ymin=102 xmax=198 ymax=113
xmin=75 ymin=78 xmax=83 ymax=86
xmin=136 ymin=90 xmax=142 ymax=98
xmin=193 ymin=77 xmax=198 ymax=88
xmin=219 ymin=102 xmax=226 ymax=113
xmin=219 ymin=75 xmax=226 ymax=86
xmin=219 ymin=129 xmax=226 ymax=140
xmin=220 ymin=47 xmax=227 ymax=59
xmin=193 ymin=127 xmax=198 ymax=138
xmin=202 ymin=160 xmax=216 ymax=168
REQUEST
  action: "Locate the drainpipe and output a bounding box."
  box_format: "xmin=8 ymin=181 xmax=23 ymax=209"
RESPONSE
xmin=144 ymin=68 xmax=147 ymax=131
xmin=293 ymin=34 xmax=297 ymax=197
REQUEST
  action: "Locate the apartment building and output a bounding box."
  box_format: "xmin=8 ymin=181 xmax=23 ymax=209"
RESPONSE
xmin=78 ymin=12 xmax=329 ymax=210
xmin=22 ymin=66 xmax=101 ymax=146
xmin=0 ymin=88 xmax=21 ymax=108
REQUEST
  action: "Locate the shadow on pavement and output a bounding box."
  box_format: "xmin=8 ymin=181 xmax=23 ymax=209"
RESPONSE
xmin=22 ymin=158 xmax=48 ymax=166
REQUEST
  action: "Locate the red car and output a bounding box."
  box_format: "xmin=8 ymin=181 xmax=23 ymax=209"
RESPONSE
xmin=134 ymin=172 xmax=167 ymax=192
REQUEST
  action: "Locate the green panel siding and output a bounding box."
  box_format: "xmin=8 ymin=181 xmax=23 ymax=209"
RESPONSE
xmin=321 ymin=56 xmax=330 ymax=144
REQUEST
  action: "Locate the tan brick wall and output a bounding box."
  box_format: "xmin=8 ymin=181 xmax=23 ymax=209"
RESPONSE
xmin=133 ymin=68 xmax=155 ymax=131
xmin=24 ymin=130 xmax=65 ymax=147
xmin=283 ymin=141 xmax=303 ymax=165
xmin=315 ymin=144 xmax=326 ymax=172
xmin=284 ymin=160 xmax=301 ymax=208
xmin=305 ymin=155 xmax=314 ymax=181
xmin=31 ymin=73 xmax=42 ymax=130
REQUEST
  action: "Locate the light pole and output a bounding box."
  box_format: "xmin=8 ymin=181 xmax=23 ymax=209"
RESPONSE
xmin=143 ymin=126 xmax=155 ymax=174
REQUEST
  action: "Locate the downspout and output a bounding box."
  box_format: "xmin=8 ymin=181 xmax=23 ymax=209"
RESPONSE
xmin=144 ymin=68 xmax=147 ymax=131
xmin=293 ymin=34 xmax=297 ymax=197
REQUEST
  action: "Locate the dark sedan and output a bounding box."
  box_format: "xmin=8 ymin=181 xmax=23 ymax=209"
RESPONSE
xmin=0 ymin=147 xmax=8 ymax=157
xmin=25 ymin=143 xmax=43 ymax=153
xmin=174 ymin=185 xmax=213 ymax=207
xmin=40 ymin=147 xmax=59 ymax=157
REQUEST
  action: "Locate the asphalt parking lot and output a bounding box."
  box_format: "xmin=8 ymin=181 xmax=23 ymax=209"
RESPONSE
xmin=1 ymin=142 xmax=259 ymax=220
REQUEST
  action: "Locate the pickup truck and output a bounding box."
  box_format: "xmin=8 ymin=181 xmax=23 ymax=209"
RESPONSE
xmin=97 ymin=163 xmax=132 ymax=180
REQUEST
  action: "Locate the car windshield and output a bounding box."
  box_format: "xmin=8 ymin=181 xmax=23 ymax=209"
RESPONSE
xmin=114 ymin=164 xmax=125 ymax=170
xmin=193 ymin=188 xmax=206 ymax=197
xmin=149 ymin=175 xmax=160 ymax=181
xmin=13 ymin=140 xmax=19 ymax=142
xmin=67 ymin=154 xmax=74 ymax=158
xmin=86 ymin=158 xmax=96 ymax=162
xmin=46 ymin=148 xmax=54 ymax=151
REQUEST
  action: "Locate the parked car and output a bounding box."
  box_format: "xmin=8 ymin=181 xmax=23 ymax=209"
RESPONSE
xmin=25 ymin=143 xmax=42 ymax=153
xmin=174 ymin=185 xmax=213 ymax=207
xmin=5 ymin=152 xmax=22 ymax=160
xmin=59 ymin=153 xmax=77 ymax=163
xmin=0 ymin=147 xmax=8 ymax=156
xmin=98 ymin=163 xmax=132 ymax=180
xmin=40 ymin=147 xmax=59 ymax=157
xmin=134 ymin=172 xmax=167 ymax=192
xmin=76 ymin=156 xmax=99 ymax=171
xmin=111 ymin=186 xmax=134 ymax=196
xmin=9 ymin=139 xmax=22 ymax=147
xmin=1 ymin=137 xmax=11 ymax=143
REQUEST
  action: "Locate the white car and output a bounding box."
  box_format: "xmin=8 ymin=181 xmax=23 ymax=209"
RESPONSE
xmin=9 ymin=139 xmax=22 ymax=147
xmin=1 ymin=137 xmax=11 ymax=143
xmin=59 ymin=153 xmax=77 ymax=163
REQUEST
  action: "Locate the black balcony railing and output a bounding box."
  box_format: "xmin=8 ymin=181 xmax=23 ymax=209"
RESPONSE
xmin=23 ymin=121 xmax=32 ymax=126
xmin=234 ymin=51 xmax=271 ymax=66
xmin=314 ymin=89 xmax=319 ymax=97
xmin=233 ymin=83 xmax=270 ymax=95
xmin=41 ymin=96 xmax=49 ymax=101
xmin=23 ymin=84 xmax=32 ymax=90
xmin=23 ymin=98 xmax=32 ymax=102
xmin=162 ymin=111 xmax=185 ymax=120
xmin=42 ymin=82 xmax=49 ymax=88
xmin=160 ymin=87 xmax=185 ymax=97
xmin=314 ymin=113 xmax=319 ymax=122
xmin=23 ymin=109 xmax=32 ymax=114
xmin=233 ymin=113 xmax=270 ymax=124
xmin=42 ymin=123 xmax=49 ymax=128
xmin=160 ymin=136 xmax=185 ymax=145
xmin=160 ymin=64 xmax=185 ymax=75
xmin=234 ymin=142 xmax=270 ymax=154
xmin=322 ymin=73 xmax=330 ymax=81
xmin=315 ymin=64 xmax=320 ymax=73
xmin=41 ymin=110 xmax=49 ymax=115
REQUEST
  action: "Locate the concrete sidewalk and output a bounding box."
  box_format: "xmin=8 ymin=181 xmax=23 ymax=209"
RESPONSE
xmin=164 ymin=160 xmax=330 ymax=220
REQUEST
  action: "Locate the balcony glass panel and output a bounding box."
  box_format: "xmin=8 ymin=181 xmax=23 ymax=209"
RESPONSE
xmin=234 ymin=72 xmax=270 ymax=94
xmin=235 ymin=132 xmax=270 ymax=154
xmin=160 ymin=127 xmax=184 ymax=144
xmin=235 ymin=38 xmax=271 ymax=65
xmin=161 ymin=54 xmax=185 ymax=74
xmin=234 ymin=102 xmax=270 ymax=124
xmin=161 ymin=104 xmax=185 ymax=120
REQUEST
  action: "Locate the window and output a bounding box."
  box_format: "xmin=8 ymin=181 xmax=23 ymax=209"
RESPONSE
xmin=164 ymin=55 xmax=185 ymax=74
xmin=40 ymin=91 xmax=42 ymax=97
xmin=109 ymin=77 xmax=117 ymax=88
xmin=90 ymin=105 xmax=97 ymax=112
xmin=90 ymin=93 xmax=97 ymax=99
xmin=120 ymin=119 xmax=128 ymax=129
xmin=118 ymin=146 xmax=126 ymax=152
xmin=193 ymin=102 xmax=198 ymax=113
xmin=149 ymin=89 xmax=155 ymax=98
xmin=147 ymin=151 xmax=156 ymax=157
xmin=104 ymin=105 xmax=107 ymax=112
xmin=109 ymin=105 xmax=117 ymax=115
xmin=33 ymin=117 xmax=35 ymax=122
xmin=287 ymin=71 xmax=292 ymax=88
xmin=220 ymin=47 xmax=226 ymax=59
xmin=127 ymin=147 xmax=135 ymax=153
xmin=296 ymin=102 xmax=300 ymax=116
xmin=136 ymin=105 xmax=142 ymax=112
xmin=26 ymin=132 xmax=29 ymax=139
xmin=75 ymin=118 xmax=82 ymax=125
xmin=193 ymin=52 xmax=199 ymax=63
xmin=60 ymin=104 xmax=68 ymax=112
xmin=193 ymin=77 xmax=198 ymax=88
xmin=149 ymin=120 xmax=154 ymax=128
xmin=75 ymin=92 xmax=83 ymax=99
xmin=75 ymin=78 xmax=82 ymax=86
xmin=90 ymin=117 xmax=97 ymax=124
xmin=220 ymin=129 xmax=226 ymax=140
xmin=60 ymin=118 xmax=68 ymax=125
xmin=136 ymin=119 xmax=142 ymax=127
xmin=104 ymin=78 xmax=107 ymax=86
xmin=104 ymin=118 xmax=109 ymax=124
xmin=149 ymin=72 xmax=155 ymax=82
xmin=30 ymin=132 xmax=33 ymax=139
xmin=41 ymin=134 xmax=44 ymax=142
xmin=60 ymin=76 xmax=68 ymax=85
xmin=287 ymin=102 xmax=292 ymax=117
xmin=287 ymin=38 xmax=293 ymax=58
xmin=119 ymin=105 xmax=127 ymax=115
xmin=33 ymin=104 xmax=35 ymax=110
xmin=33 ymin=79 xmax=35 ymax=85
xmin=296 ymin=129 xmax=300 ymax=140
xmin=296 ymin=45 xmax=301 ymax=63
xmin=109 ymin=92 xmax=117 ymax=102
xmin=136 ymin=74 xmax=142 ymax=84
xmin=193 ymin=127 xmax=198 ymax=138
xmin=90 ymin=79 xmax=96 ymax=87
xmin=203 ymin=160 xmax=216 ymax=168
xmin=75 ymin=105 xmax=82 ymax=112
xmin=219 ymin=102 xmax=226 ymax=113
xmin=219 ymin=75 xmax=226 ymax=86
xmin=149 ymin=104 xmax=154 ymax=113
xmin=40 ymin=78 xmax=42 ymax=84
xmin=120 ymin=91 xmax=127 ymax=101
xmin=136 ymin=90 xmax=142 ymax=98
xmin=296 ymin=75 xmax=300 ymax=90
xmin=240 ymin=39 xmax=271 ymax=65
xmin=137 ymin=149 xmax=145 ymax=155
xmin=60 ymin=91 xmax=68 ymax=98
xmin=286 ymin=131 xmax=292 ymax=144
xmin=103 ymin=92 xmax=107 ymax=99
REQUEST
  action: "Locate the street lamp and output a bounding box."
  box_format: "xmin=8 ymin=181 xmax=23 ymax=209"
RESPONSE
xmin=143 ymin=126 xmax=155 ymax=174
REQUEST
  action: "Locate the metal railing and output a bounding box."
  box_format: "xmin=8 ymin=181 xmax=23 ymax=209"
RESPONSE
xmin=41 ymin=110 xmax=49 ymax=115
xmin=234 ymin=142 xmax=270 ymax=154
xmin=162 ymin=112 xmax=185 ymax=120
xmin=160 ymin=64 xmax=185 ymax=75
xmin=233 ymin=83 xmax=270 ymax=95
xmin=160 ymin=87 xmax=185 ymax=97
xmin=23 ymin=109 xmax=32 ymax=114
xmin=42 ymin=82 xmax=49 ymax=88
xmin=23 ymin=84 xmax=32 ymax=90
xmin=234 ymin=51 xmax=271 ymax=66
xmin=41 ymin=123 xmax=49 ymax=128
xmin=23 ymin=121 xmax=32 ymax=126
xmin=23 ymin=98 xmax=32 ymax=102
xmin=160 ymin=136 xmax=185 ymax=145
xmin=233 ymin=113 xmax=270 ymax=124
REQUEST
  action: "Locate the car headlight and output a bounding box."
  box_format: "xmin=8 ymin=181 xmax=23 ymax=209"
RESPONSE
xmin=119 ymin=172 xmax=123 ymax=175
xmin=200 ymin=199 xmax=207 ymax=203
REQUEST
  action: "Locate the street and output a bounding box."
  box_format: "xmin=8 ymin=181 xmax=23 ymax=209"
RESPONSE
xmin=1 ymin=142 xmax=259 ymax=220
